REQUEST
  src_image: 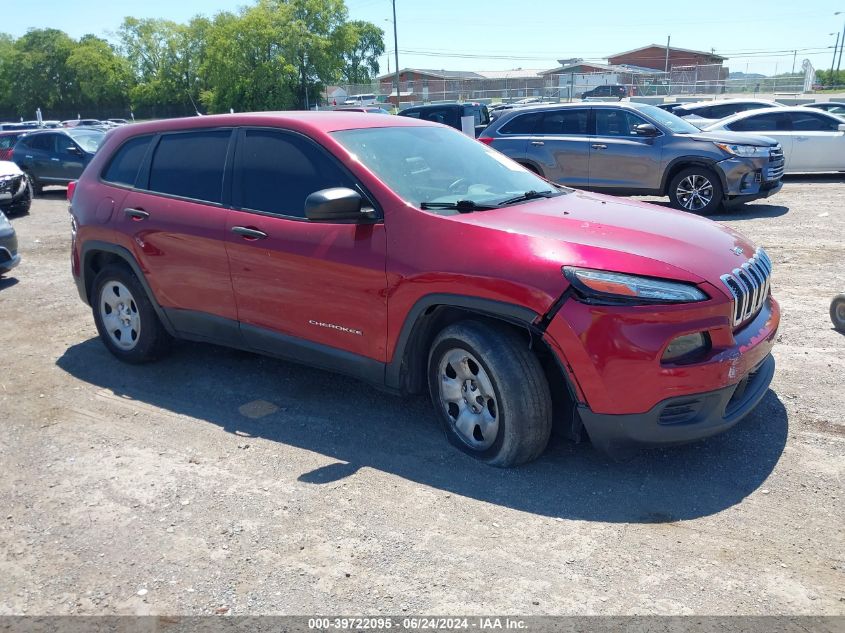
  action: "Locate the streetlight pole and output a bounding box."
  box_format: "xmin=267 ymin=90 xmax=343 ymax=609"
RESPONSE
xmin=832 ymin=32 xmax=841 ymax=72
xmin=392 ymin=0 xmax=400 ymax=108
xmin=836 ymin=12 xmax=845 ymax=74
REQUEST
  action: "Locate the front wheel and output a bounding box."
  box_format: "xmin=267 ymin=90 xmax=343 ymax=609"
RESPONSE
xmin=92 ymin=264 xmax=172 ymax=363
xmin=427 ymin=320 xmax=552 ymax=467
xmin=831 ymin=294 xmax=845 ymax=332
xmin=668 ymin=167 xmax=723 ymax=215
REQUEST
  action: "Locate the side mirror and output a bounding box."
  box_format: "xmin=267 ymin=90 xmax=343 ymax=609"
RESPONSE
xmin=305 ymin=187 xmax=377 ymax=223
xmin=838 ymin=123 xmax=845 ymax=132
xmin=64 ymin=144 xmax=82 ymax=155
xmin=633 ymin=123 xmax=660 ymax=137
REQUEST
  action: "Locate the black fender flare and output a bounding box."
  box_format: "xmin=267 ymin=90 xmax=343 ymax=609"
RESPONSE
xmin=384 ymin=293 xmax=540 ymax=391
xmin=79 ymin=240 xmax=177 ymax=336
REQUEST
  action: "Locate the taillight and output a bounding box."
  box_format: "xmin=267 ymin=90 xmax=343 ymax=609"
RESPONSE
xmin=477 ymin=137 xmax=494 ymax=145
xmin=67 ymin=180 xmax=77 ymax=202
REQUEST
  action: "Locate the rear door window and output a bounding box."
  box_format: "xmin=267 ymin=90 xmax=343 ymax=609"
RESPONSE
xmin=147 ymin=129 xmax=232 ymax=203
xmin=102 ymin=136 xmax=153 ymax=187
xmin=233 ymin=128 xmax=355 ymax=219
xmin=499 ymin=112 xmax=542 ymax=134
xmin=540 ymin=109 xmax=589 ymax=135
xmin=26 ymin=134 xmax=56 ymax=152
xmin=788 ymin=112 xmax=840 ymax=131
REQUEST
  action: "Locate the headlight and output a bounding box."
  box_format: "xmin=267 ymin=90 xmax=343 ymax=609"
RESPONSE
xmin=714 ymin=142 xmax=769 ymax=158
xmin=563 ymin=267 xmax=708 ymax=304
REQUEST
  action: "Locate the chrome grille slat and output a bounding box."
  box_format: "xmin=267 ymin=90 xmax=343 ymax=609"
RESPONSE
xmin=720 ymin=247 xmax=772 ymax=328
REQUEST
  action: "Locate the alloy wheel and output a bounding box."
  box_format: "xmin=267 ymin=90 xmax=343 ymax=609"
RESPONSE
xmin=676 ymin=174 xmax=714 ymax=211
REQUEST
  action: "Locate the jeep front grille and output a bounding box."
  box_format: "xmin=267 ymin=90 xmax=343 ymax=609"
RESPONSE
xmin=720 ymin=248 xmax=772 ymax=328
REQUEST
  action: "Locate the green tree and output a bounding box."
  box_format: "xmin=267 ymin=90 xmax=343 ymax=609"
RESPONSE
xmin=66 ymin=35 xmax=133 ymax=111
xmin=6 ymin=29 xmax=77 ymax=116
xmin=338 ymin=20 xmax=384 ymax=85
xmin=200 ymin=7 xmax=297 ymax=113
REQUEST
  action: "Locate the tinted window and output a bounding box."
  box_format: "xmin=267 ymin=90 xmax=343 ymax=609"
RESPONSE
xmin=148 ymin=130 xmax=231 ymax=203
xmin=595 ymin=109 xmax=649 ymax=136
xmin=103 ymin=136 xmax=153 ymax=187
xmin=26 ymin=134 xmax=56 ymax=152
xmin=500 ymin=112 xmax=542 ymax=134
xmin=788 ymin=112 xmax=840 ymax=131
xmin=728 ymin=113 xmax=790 ymax=132
xmin=235 ymin=129 xmax=354 ymax=218
xmin=417 ymin=108 xmax=459 ymax=128
xmin=541 ymin=109 xmax=589 ymax=135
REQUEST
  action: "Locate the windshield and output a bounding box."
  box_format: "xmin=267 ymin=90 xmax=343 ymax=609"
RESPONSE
xmin=635 ymin=104 xmax=701 ymax=134
xmin=68 ymin=129 xmax=105 ymax=153
xmin=332 ymin=126 xmax=562 ymax=213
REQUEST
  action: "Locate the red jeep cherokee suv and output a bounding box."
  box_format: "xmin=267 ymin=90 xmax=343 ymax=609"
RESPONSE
xmin=70 ymin=112 xmax=779 ymax=466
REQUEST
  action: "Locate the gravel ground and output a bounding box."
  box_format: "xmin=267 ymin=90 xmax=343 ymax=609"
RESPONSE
xmin=0 ymin=179 xmax=843 ymax=616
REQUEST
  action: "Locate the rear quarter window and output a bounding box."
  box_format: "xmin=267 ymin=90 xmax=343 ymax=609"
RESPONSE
xmin=102 ymin=135 xmax=153 ymax=187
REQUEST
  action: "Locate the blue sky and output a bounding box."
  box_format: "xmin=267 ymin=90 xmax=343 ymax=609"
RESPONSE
xmin=3 ymin=0 xmax=844 ymax=76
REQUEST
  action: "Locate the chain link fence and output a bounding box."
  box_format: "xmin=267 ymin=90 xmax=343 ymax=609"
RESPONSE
xmin=331 ymin=63 xmax=817 ymax=108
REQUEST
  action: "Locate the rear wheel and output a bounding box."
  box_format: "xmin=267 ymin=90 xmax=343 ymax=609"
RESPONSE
xmin=831 ymin=294 xmax=845 ymax=332
xmin=668 ymin=166 xmax=723 ymax=215
xmin=427 ymin=320 xmax=552 ymax=467
xmin=92 ymin=264 xmax=172 ymax=363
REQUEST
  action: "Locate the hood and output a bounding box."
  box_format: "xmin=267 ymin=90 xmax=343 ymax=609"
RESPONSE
xmin=454 ymin=190 xmax=758 ymax=289
xmin=0 ymin=160 xmax=23 ymax=178
xmin=680 ymin=130 xmax=780 ymax=147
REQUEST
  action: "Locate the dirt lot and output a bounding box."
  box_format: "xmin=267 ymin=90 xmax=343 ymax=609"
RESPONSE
xmin=0 ymin=180 xmax=843 ymax=616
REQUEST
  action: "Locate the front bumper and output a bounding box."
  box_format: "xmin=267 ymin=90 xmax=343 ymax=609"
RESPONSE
xmin=578 ymin=353 xmax=775 ymax=455
xmin=718 ymin=153 xmax=784 ymax=205
xmin=0 ymin=228 xmax=20 ymax=273
xmin=0 ymin=175 xmax=30 ymax=213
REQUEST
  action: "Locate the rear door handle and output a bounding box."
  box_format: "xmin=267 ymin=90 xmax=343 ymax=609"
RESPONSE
xmin=231 ymin=226 xmax=268 ymax=240
xmin=591 ymin=143 xmax=608 ymax=149
xmin=50 ymin=158 xmax=60 ymax=162
xmin=25 ymin=155 xmax=33 ymax=159
xmin=530 ymin=141 xmax=545 ymax=146
xmin=123 ymin=208 xmax=149 ymax=220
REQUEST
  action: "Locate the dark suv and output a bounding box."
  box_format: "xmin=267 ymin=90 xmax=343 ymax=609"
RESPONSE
xmin=12 ymin=128 xmax=105 ymax=194
xmin=581 ymin=84 xmax=627 ymax=100
xmin=479 ymin=102 xmax=784 ymax=214
xmin=70 ymin=112 xmax=779 ymax=466
xmin=397 ymin=103 xmax=490 ymax=137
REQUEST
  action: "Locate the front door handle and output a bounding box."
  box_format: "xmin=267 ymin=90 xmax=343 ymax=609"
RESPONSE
xmin=530 ymin=141 xmax=545 ymax=146
xmin=591 ymin=143 xmax=608 ymax=149
xmin=50 ymin=157 xmax=61 ymax=162
xmin=124 ymin=208 xmax=149 ymax=220
xmin=231 ymin=226 xmax=268 ymax=240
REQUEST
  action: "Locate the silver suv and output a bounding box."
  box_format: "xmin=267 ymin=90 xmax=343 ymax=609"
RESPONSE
xmin=479 ymin=102 xmax=784 ymax=214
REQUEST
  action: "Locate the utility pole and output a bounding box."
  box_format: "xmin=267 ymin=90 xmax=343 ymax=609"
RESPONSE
xmin=664 ymin=35 xmax=671 ymax=72
xmin=792 ymin=50 xmax=796 ymax=75
xmin=392 ymin=0 xmax=400 ymax=108
xmin=836 ymin=12 xmax=845 ymax=74
xmin=832 ymin=32 xmax=840 ymax=72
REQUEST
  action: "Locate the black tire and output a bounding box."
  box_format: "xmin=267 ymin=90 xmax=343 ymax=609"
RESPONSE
xmin=667 ymin=166 xmax=724 ymax=216
xmin=23 ymin=172 xmax=42 ymax=197
xmin=91 ymin=264 xmax=172 ymax=363
xmin=831 ymin=294 xmax=845 ymax=332
xmin=427 ymin=320 xmax=552 ymax=467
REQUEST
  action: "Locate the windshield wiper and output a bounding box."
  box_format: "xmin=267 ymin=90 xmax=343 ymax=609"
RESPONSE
xmin=419 ymin=200 xmax=499 ymax=213
xmin=497 ymin=190 xmax=559 ymax=206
